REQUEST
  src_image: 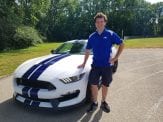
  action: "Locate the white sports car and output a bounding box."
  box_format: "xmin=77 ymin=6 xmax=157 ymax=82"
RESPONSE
xmin=13 ymin=40 xmax=118 ymax=110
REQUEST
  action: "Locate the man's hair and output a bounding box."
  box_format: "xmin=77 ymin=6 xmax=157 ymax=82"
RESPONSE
xmin=94 ymin=12 xmax=108 ymax=22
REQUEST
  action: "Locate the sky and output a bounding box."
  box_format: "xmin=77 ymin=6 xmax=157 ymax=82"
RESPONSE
xmin=145 ymin=0 xmax=163 ymax=4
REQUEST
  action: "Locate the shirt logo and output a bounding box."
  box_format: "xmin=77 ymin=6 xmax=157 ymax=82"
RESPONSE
xmin=103 ymin=36 xmax=107 ymax=39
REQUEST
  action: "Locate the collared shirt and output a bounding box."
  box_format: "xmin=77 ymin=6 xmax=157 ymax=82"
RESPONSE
xmin=86 ymin=28 xmax=123 ymax=67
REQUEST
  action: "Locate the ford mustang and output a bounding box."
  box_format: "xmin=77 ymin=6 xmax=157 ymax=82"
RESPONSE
xmin=13 ymin=40 xmax=118 ymax=109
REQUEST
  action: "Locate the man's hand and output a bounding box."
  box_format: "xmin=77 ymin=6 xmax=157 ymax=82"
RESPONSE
xmin=110 ymin=43 xmax=124 ymax=64
xmin=77 ymin=63 xmax=85 ymax=69
xmin=77 ymin=49 xmax=90 ymax=69
xmin=110 ymin=57 xmax=118 ymax=64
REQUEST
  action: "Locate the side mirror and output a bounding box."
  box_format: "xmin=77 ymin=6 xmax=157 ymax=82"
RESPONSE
xmin=51 ymin=49 xmax=55 ymax=54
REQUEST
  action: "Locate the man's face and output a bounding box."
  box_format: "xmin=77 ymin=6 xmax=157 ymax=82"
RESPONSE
xmin=95 ymin=17 xmax=106 ymax=30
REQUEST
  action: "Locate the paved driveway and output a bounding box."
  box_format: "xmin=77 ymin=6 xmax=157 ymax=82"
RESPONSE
xmin=0 ymin=49 xmax=163 ymax=122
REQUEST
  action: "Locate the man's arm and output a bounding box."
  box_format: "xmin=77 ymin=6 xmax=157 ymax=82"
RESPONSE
xmin=110 ymin=43 xmax=124 ymax=64
xmin=78 ymin=49 xmax=90 ymax=68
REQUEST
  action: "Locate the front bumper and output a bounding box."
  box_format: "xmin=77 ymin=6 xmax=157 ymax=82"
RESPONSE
xmin=13 ymin=90 xmax=85 ymax=109
xmin=13 ymin=77 xmax=88 ymax=109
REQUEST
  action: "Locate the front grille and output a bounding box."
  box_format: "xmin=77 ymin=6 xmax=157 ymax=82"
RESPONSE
xmin=16 ymin=78 xmax=56 ymax=91
xmin=58 ymin=90 xmax=80 ymax=102
xmin=17 ymin=90 xmax=80 ymax=102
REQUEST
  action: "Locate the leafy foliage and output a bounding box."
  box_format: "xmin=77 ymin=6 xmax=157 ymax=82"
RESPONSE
xmin=13 ymin=26 xmax=42 ymax=49
xmin=0 ymin=0 xmax=163 ymax=51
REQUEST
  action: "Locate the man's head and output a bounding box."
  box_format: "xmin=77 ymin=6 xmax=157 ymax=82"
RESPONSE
xmin=94 ymin=12 xmax=107 ymax=31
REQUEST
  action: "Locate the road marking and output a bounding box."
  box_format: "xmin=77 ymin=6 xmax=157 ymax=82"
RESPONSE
xmin=77 ymin=109 xmax=102 ymax=122
xmin=144 ymin=96 xmax=163 ymax=121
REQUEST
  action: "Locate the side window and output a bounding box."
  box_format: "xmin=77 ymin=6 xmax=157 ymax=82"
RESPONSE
xmin=70 ymin=43 xmax=84 ymax=54
xmin=56 ymin=43 xmax=73 ymax=54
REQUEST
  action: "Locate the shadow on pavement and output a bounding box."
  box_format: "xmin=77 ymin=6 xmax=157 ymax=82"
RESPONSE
xmin=80 ymin=109 xmax=103 ymax=122
xmin=0 ymin=98 xmax=103 ymax=122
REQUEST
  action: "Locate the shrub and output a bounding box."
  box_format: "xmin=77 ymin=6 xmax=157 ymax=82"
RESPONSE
xmin=12 ymin=26 xmax=43 ymax=49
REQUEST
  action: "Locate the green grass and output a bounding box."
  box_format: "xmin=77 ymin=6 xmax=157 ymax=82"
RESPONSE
xmin=125 ymin=37 xmax=163 ymax=48
xmin=0 ymin=37 xmax=163 ymax=77
xmin=0 ymin=43 xmax=62 ymax=77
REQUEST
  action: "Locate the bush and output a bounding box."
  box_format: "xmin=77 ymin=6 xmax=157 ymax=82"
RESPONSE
xmin=12 ymin=26 xmax=43 ymax=49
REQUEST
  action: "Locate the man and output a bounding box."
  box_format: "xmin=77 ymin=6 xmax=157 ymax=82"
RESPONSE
xmin=78 ymin=12 xmax=124 ymax=113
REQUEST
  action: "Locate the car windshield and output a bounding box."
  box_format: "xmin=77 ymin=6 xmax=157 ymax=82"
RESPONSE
xmin=54 ymin=41 xmax=86 ymax=54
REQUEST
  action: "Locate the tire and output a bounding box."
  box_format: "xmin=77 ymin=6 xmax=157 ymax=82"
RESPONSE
xmin=112 ymin=60 xmax=118 ymax=73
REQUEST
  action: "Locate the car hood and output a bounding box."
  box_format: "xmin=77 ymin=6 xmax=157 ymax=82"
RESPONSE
xmin=14 ymin=54 xmax=92 ymax=82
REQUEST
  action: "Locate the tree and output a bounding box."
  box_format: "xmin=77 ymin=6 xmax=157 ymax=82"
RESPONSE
xmin=0 ymin=0 xmax=162 ymax=51
xmin=0 ymin=0 xmax=21 ymax=50
xmin=16 ymin=0 xmax=51 ymax=26
xmin=153 ymin=2 xmax=163 ymax=35
xmin=158 ymin=16 xmax=163 ymax=35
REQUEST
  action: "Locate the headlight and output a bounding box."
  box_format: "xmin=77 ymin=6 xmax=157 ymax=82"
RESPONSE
xmin=59 ymin=73 xmax=85 ymax=84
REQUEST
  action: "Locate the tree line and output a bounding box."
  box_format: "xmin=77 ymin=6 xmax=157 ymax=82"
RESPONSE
xmin=0 ymin=0 xmax=163 ymax=51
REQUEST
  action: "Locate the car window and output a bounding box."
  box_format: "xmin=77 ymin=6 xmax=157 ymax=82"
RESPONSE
xmin=54 ymin=42 xmax=85 ymax=54
xmin=55 ymin=43 xmax=73 ymax=54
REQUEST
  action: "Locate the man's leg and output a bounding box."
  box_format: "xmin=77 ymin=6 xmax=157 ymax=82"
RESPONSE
xmin=101 ymin=67 xmax=112 ymax=101
xmin=101 ymin=84 xmax=108 ymax=102
xmin=91 ymin=85 xmax=98 ymax=103
xmin=87 ymin=67 xmax=100 ymax=112
xmin=100 ymin=84 xmax=111 ymax=113
xmin=87 ymin=84 xmax=99 ymax=112
xmin=100 ymin=67 xmax=112 ymax=113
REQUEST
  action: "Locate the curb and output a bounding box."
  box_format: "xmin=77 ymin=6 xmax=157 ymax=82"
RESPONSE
xmin=0 ymin=74 xmax=12 ymax=80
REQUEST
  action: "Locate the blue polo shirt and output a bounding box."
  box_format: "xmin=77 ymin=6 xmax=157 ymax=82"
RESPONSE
xmin=86 ymin=28 xmax=123 ymax=67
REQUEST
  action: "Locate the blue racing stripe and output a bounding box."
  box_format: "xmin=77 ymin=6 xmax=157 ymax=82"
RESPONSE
xmin=22 ymin=87 xmax=30 ymax=97
xmin=22 ymin=54 xmax=62 ymax=79
xmin=29 ymin=54 xmax=70 ymax=81
xmin=22 ymin=65 xmax=39 ymax=79
xmin=24 ymin=98 xmax=32 ymax=105
xmin=31 ymin=101 xmax=40 ymax=107
xmin=30 ymin=88 xmax=40 ymax=98
xmin=29 ymin=65 xmax=48 ymax=81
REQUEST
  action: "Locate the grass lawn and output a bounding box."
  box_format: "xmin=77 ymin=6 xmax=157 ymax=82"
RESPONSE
xmin=0 ymin=37 xmax=163 ymax=77
xmin=125 ymin=37 xmax=163 ymax=48
xmin=0 ymin=43 xmax=62 ymax=77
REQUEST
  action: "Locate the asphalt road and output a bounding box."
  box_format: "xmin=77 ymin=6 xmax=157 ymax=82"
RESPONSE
xmin=0 ymin=49 xmax=163 ymax=122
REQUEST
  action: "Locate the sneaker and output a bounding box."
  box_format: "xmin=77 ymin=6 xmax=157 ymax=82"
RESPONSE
xmin=87 ymin=102 xmax=98 ymax=112
xmin=100 ymin=101 xmax=110 ymax=113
